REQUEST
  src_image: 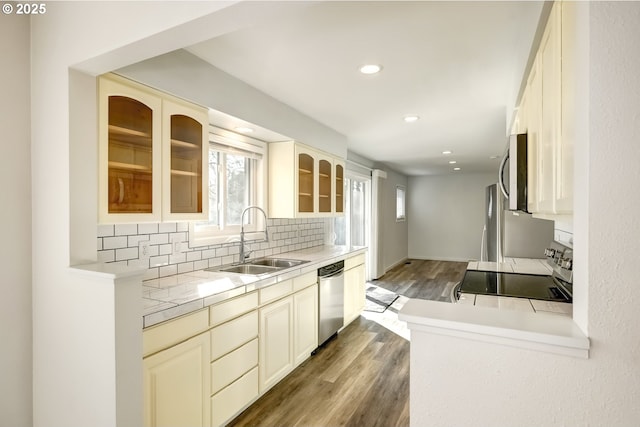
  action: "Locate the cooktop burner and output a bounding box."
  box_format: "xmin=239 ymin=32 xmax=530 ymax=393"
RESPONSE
xmin=458 ymin=270 xmax=572 ymax=302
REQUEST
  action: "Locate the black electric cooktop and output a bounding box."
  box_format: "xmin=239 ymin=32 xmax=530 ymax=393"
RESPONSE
xmin=458 ymin=270 xmax=572 ymax=302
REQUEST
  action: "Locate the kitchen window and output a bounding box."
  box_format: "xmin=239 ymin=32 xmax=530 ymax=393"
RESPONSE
xmin=396 ymin=185 xmax=406 ymax=221
xmin=189 ymin=128 xmax=267 ymax=247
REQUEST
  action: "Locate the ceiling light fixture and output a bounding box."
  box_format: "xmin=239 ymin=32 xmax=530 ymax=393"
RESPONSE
xmin=359 ymin=64 xmax=382 ymax=75
xmin=442 ymin=150 xmax=452 ymax=155
xmin=235 ymin=126 xmax=254 ymax=133
xmin=449 ymin=160 xmax=457 ymax=164
xmin=454 ymin=167 xmax=461 ymax=171
xmin=403 ymin=115 xmax=420 ymax=123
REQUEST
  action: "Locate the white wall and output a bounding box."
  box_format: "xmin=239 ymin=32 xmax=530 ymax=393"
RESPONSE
xmin=29 ymin=2 xmax=264 ymax=426
xmin=117 ymin=50 xmax=348 ymax=159
xmin=408 ymin=173 xmax=496 ymax=261
xmin=379 ymin=167 xmax=409 ymax=271
xmin=409 ymin=3 xmax=640 ymax=426
xmin=0 ymin=13 xmax=32 ymax=427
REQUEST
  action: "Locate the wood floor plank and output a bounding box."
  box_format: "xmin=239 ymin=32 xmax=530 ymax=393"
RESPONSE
xmin=228 ymin=259 xmax=466 ymax=427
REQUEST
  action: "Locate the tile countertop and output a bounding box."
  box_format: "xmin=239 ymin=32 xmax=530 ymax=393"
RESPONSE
xmin=142 ymin=245 xmax=366 ymax=328
xmin=461 ymin=257 xmax=571 ymax=317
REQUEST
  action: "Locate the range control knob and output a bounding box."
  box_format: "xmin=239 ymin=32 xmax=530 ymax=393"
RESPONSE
xmin=544 ymin=248 xmax=557 ymax=257
xmin=559 ymin=258 xmax=573 ymax=270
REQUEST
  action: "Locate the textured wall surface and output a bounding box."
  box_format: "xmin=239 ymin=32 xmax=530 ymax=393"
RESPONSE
xmin=408 ymin=3 xmax=640 ymax=426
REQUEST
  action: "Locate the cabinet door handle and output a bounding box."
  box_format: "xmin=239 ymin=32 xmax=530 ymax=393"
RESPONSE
xmin=118 ymin=178 xmax=125 ymax=204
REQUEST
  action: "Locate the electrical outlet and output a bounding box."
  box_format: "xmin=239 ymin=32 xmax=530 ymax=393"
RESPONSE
xmin=139 ymin=241 xmax=150 ymax=260
xmin=171 ymin=235 xmax=183 ymax=255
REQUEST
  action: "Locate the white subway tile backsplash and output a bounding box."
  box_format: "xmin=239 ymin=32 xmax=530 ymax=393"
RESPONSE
xmin=149 ymin=233 xmax=169 ymax=245
xmin=98 ymin=250 xmax=115 ymax=263
xmin=159 ymin=264 xmax=177 ymax=278
xmin=115 ymin=224 xmax=138 ymax=236
xmin=97 ymin=224 xmax=115 ymax=237
xmin=98 ymin=218 xmax=327 ymax=280
xmin=138 ymin=223 xmax=158 ymax=234
xmin=159 ymin=223 xmax=177 ymax=233
xmin=150 ymin=255 xmax=169 ymax=267
xmin=116 ymin=247 xmax=139 ymax=261
xmin=103 ymin=236 xmax=128 ymax=250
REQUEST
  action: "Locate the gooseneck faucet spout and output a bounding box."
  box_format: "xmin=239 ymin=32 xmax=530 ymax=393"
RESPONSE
xmin=240 ymin=206 xmax=269 ymax=262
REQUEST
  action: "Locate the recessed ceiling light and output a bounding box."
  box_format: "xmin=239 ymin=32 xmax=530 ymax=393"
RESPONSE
xmin=449 ymin=160 xmax=457 ymax=164
xmin=359 ymin=64 xmax=382 ymax=75
xmin=442 ymin=150 xmax=452 ymax=155
xmin=403 ymin=115 xmax=420 ymax=123
xmin=490 ymin=155 xmax=499 ymax=159
xmin=235 ymin=126 xmax=254 ymax=133
xmin=454 ymin=167 xmax=461 ymax=171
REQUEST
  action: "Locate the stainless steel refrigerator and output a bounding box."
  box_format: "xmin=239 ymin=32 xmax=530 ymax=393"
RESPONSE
xmin=481 ymin=184 xmax=553 ymax=262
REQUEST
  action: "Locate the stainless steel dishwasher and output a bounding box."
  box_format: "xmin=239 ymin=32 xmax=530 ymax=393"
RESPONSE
xmin=317 ymin=260 xmax=345 ymax=346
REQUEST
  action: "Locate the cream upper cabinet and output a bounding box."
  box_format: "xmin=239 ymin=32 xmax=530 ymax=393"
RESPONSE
xmin=162 ymin=99 xmax=208 ymax=221
xmin=268 ymin=141 xmax=345 ymax=218
xmin=99 ymin=74 xmax=208 ymax=223
xmin=99 ymin=76 xmax=162 ymax=223
xmin=525 ymin=2 xmax=573 ymax=217
xmin=143 ymin=331 xmax=211 ymax=427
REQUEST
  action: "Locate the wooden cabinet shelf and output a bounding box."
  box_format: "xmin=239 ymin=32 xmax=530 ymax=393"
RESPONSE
xmin=108 ymin=161 xmax=152 ymax=173
xmin=171 ymin=169 xmax=200 ymax=177
xmin=171 ymin=139 xmax=200 ymax=150
xmin=298 ymin=168 xmax=312 ymax=174
xmin=108 ymin=124 xmax=151 ymax=139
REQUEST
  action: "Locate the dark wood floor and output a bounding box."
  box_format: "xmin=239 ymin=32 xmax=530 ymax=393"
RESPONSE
xmin=228 ymin=316 xmax=409 ymax=427
xmin=372 ymin=259 xmax=467 ymax=302
xmin=228 ymin=259 xmax=465 ymax=427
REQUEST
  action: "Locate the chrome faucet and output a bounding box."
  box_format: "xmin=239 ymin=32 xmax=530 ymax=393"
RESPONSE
xmin=239 ymin=206 xmax=269 ymax=263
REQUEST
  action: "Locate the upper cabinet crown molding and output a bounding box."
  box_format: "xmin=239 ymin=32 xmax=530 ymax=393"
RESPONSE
xmin=268 ymin=140 xmax=345 ymax=218
xmin=98 ymin=73 xmax=208 ymax=224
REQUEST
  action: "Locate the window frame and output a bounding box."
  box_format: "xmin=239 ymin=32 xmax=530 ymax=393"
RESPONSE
xmin=396 ymin=185 xmax=406 ymax=222
xmin=189 ymin=126 xmax=268 ymax=248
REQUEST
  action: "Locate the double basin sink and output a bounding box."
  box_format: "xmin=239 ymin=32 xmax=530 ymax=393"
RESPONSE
xmin=206 ymin=258 xmax=309 ymax=275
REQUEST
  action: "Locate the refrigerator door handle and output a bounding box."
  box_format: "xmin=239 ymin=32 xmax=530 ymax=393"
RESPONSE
xmin=498 ymin=150 xmax=510 ymax=199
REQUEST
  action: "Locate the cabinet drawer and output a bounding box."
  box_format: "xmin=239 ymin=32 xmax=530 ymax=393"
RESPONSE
xmin=209 ymin=292 xmax=258 ymax=327
xmin=143 ymin=308 xmax=209 ymax=357
xmin=259 ymin=279 xmax=293 ymax=305
xmin=211 ymin=338 xmax=258 ymax=395
xmin=211 ymin=367 xmax=258 ymax=427
xmin=293 ymin=271 xmax=317 ymax=292
xmin=345 ymin=253 xmax=365 ymax=270
xmin=210 ymin=311 xmax=258 ymax=360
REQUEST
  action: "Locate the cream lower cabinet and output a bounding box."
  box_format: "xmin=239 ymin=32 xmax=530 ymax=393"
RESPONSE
xmin=294 ymin=283 xmax=318 ymax=366
xmin=143 ymin=331 xmax=211 ymax=427
xmin=344 ymin=254 xmax=366 ymax=326
xmin=259 ymin=296 xmax=294 ymax=393
xmin=209 ymin=293 xmax=259 ymax=427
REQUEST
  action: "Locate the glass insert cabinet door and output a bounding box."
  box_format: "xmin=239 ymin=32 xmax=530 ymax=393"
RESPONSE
xmin=298 ymin=153 xmax=314 ymax=213
xmin=169 ymin=115 xmax=203 ymax=213
xmin=100 ymin=76 xmax=162 ymax=223
xmin=335 ymin=163 xmax=344 ymax=214
xmin=318 ymin=158 xmax=332 ymax=213
xmin=107 ymin=96 xmax=154 ymax=213
xmin=162 ymin=99 xmax=208 ymax=221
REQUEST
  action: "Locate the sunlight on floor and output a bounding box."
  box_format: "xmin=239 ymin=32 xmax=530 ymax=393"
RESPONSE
xmin=361 ymin=295 xmax=411 ymax=341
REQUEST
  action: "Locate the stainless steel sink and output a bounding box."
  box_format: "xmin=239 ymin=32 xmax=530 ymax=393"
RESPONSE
xmin=206 ymin=257 xmax=309 ymax=275
xmin=215 ymin=264 xmax=279 ymax=275
xmin=247 ymin=258 xmax=309 ymax=268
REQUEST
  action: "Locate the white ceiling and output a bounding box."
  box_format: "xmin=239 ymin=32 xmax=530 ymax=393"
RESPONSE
xmin=187 ymin=1 xmax=543 ymax=176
